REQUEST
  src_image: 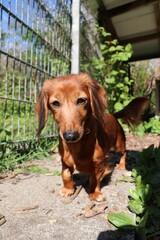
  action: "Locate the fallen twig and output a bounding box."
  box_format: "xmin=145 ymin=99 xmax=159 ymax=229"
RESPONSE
xmin=77 ymin=201 xmax=108 ymax=218
xmin=84 ymin=201 xmax=108 ymax=218
xmin=0 ymin=214 xmax=6 ymax=226
xmin=15 ymin=205 xmax=39 ymax=213
xmin=61 ymin=177 xmax=89 ymax=204
xmin=61 ymin=185 xmax=84 ymax=204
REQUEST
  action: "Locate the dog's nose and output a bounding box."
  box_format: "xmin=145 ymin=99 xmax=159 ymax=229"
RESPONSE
xmin=63 ymin=130 xmax=79 ymax=142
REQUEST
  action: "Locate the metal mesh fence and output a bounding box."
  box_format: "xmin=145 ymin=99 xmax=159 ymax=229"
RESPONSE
xmin=0 ymin=0 xmax=72 ymax=148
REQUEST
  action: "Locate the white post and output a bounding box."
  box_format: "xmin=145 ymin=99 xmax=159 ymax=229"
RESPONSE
xmin=71 ymin=0 xmax=80 ymax=74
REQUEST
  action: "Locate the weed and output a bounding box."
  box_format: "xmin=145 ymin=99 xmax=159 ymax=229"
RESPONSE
xmin=133 ymin=117 xmax=160 ymax=136
xmin=25 ymin=165 xmax=50 ymax=174
xmin=25 ymin=165 xmax=60 ymax=176
xmin=108 ymin=145 xmax=160 ymax=239
xmin=52 ymin=170 xmax=61 ymax=176
xmin=0 ymin=137 xmax=58 ymax=172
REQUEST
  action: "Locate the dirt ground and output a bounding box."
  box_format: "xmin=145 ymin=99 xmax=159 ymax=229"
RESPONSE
xmin=0 ymin=134 xmax=159 ymax=240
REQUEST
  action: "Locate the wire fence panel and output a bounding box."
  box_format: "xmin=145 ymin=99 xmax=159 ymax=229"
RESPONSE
xmin=0 ymin=0 xmax=72 ymax=147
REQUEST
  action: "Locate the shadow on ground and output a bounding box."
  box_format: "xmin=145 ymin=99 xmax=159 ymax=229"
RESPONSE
xmin=97 ymin=229 xmax=135 ymax=240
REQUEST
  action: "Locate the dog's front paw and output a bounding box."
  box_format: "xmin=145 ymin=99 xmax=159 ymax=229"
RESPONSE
xmin=89 ymin=192 xmax=105 ymax=202
xmin=60 ymin=187 xmax=75 ymax=197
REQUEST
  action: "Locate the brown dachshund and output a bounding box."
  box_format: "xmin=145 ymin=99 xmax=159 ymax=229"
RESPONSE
xmin=36 ymin=73 xmax=149 ymax=201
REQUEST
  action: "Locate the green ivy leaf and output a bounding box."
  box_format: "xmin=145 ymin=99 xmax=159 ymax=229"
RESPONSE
xmin=119 ymin=69 xmax=126 ymax=74
xmin=129 ymin=188 xmax=140 ymax=200
xmin=105 ymin=77 xmax=115 ymax=84
xmin=108 ymin=213 xmax=136 ymax=230
xmin=118 ymin=52 xmax=129 ymax=61
xmin=100 ymin=44 xmax=107 ymax=50
xmin=111 ymin=39 xmax=118 ymax=45
xmin=109 ymin=46 xmax=116 ymax=52
xmin=114 ymin=102 xmax=123 ymax=111
xmin=117 ymin=83 xmax=124 ymax=89
xmin=132 ymin=168 xmax=139 ymax=178
xmin=116 ymin=45 xmax=124 ymax=51
xmin=124 ymin=76 xmax=130 ymax=83
xmin=110 ymin=70 xmax=118 ymax=76
xmin=120 ymin=93 xmax=126 ymax=99
xmin=125 ymin=43 xmax=133 ymax=52
xmin=136 ymin=216 xmax=141 ymax=223
xmin=136 ymin=182 xmax=146 ymax=204
xmin=136 ymin=175 xmax=142 ymax=185
xmin=128 ymin=199 xmax=145 ymax=214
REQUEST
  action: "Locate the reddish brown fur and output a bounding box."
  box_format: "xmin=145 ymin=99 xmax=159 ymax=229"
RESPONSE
xmin=36 ymin=73 xmax=149 ymax=201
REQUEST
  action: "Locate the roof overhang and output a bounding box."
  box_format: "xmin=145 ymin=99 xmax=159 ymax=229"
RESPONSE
xmin=88 ymin=0 xmax=160 ymax=61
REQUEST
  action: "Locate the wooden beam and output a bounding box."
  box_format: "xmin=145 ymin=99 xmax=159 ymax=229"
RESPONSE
xmin=130 ymin=52 xmax=160 ymax=61
xmin=120 ymin=31 xmax=160 ymax=44
xmin=98 ymin=10 xmax=119 ymax=40
xmin=96 ymin=0 xmax=119 ymax=40
xmin=105 ymin=0 xmax=160 ymax=17
xmin=155 ymin=2 xmax=160 ymax=31
xmin=97 ymin=0 xmax=160 ymax=41
xmin=155 ymin=2 xmax=160 ymax=47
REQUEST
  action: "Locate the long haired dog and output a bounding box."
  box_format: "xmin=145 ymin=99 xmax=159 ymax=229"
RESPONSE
xmin=36 ymin=73 xmax=149 ymax=201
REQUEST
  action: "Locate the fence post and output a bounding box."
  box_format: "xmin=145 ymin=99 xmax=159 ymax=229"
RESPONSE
xmin=71 ymin=0 xmax=80 ymax=74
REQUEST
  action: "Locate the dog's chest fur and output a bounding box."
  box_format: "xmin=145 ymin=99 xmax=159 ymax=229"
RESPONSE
xmin=58 ymin=132 xmax=107 ymax=174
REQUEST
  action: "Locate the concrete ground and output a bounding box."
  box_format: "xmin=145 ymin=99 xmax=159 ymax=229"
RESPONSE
xmin=0 ymin=134 xmax=159 ymax=240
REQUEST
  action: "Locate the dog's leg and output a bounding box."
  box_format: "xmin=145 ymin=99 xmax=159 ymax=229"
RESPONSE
xmin=115 ymin=129 xmax=126 ymax=169
xmin=60 ymin=164 xmax=75 ymax=197
xmin=118 ymin=151 xmax=126 ymax=169
xmin=89 ymin=171 xmax=104 ymax=202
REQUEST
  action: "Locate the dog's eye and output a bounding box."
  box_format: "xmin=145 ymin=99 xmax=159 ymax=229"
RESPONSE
xmin=77 ymin=98 xmax=87 ymax=105
xmin=51 ymin=101 xmax=60 ymax=108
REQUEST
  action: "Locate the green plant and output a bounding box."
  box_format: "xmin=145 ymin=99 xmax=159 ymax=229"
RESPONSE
xmin=26 ymin=165 xmax=51 ymax=174
xmin=52 ymin=170 xmax=61 ymax=176
xmin=25 ymin=165 xmax=60 ymax=176
xmin=0 ymin=138 xmax=58 ymax=172
xmin=133 ymin=117 xmax=160 ymax=136
xmin=81 ymin=25 xmax=134 ymax=113
xmin=130 ymin=60 xmax=155 ymax=97
xmin=108 ymin=145 xmax=160 ymax=239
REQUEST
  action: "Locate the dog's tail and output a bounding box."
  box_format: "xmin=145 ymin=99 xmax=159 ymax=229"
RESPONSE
xmin=113 ymin=97 xmax=150 ymax=127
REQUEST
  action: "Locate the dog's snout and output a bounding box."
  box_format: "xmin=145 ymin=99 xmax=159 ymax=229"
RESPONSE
xmin=63 ymin=130 xmax=79 ymax=142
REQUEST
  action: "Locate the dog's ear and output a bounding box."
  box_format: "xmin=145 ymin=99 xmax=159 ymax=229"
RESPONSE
xmin=36 ymin=88 xmax=49 ymax=137
xmin=88 ymin=79 xmax=107 ymax=126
